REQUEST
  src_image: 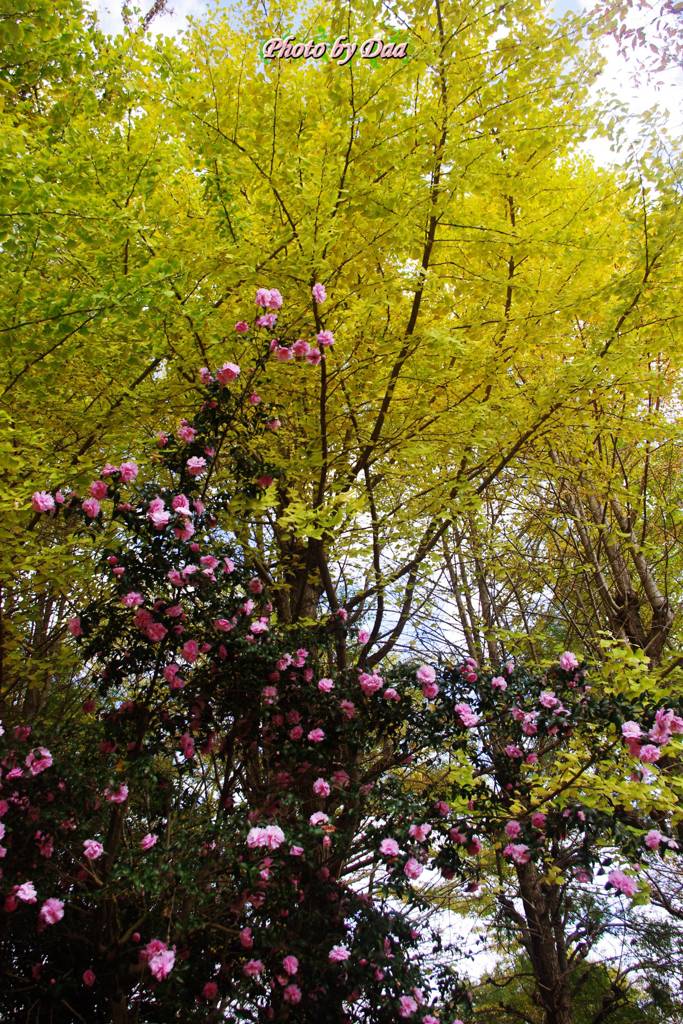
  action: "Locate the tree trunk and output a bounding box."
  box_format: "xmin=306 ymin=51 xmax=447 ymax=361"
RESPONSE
xmin=516 ymin=862 xmax=574 ymax=1024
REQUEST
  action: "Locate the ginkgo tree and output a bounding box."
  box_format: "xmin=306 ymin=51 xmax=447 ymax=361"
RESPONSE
xmin=3 ymin=0 xmax=683 ymax=695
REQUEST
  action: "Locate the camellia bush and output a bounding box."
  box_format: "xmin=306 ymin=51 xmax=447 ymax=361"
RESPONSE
xmin=2 ymin=288 xmax=681 ymax=1024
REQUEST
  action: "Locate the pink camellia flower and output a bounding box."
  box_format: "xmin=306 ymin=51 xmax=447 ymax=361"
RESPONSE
xmin=246 ymin=825 xmax=286 ymax=850
xmin=264 ymin=825 xmax=285 ymax=849
xmin=141 ymin=939 xmax=167 ymax=962
xmin=359 ymin=671 xmax=383 ymax=696
xmin=121 ymin=591 xmax=144 ymax=608
xmin=504 ymin=843 xmax=531 ymax=865
xmin=530 ymin=812 xmax=547 ymax=830
xmin=621 ymin=721 xmax=642 ymax=739
xmin=282 ymin=955 xmax=299 ymax=975
xmin=404 ymin=858 xmax=424 ymax=879
xmin=454 ymin=703 xmax=480 ymax=727
xmin=25 ymin=747 xmax=53 ymax=775
xmin=16 ymin=881 xmax=38 ymax=903
xmin=608 ymin=869 xmax=639 ymax=897
xmin=317 ymin=677 xmax=334 ymax=693
xmin=639 ymin=744 xmax=661 ymax=764
xmin=89 ymin=480 xmax=108 ymax=499
xmin=317 ymin=329 xmax=335 ymax=347
xmin=505 ymin=744 xmax=523 ymax=758
xmin=292 ymin=338 xmax=310 ymax=358
xmin=309 ymin=812 xmax=329 ymax=827
xmin=340 ymin=699 xmax=356 ymax=719
xmin=82 ymin=497 xmax=100 ymax=519
xmin=179 ymin=729 xmax=194 ymax=761
xmin=234 ymin=320 xmax=250 ymax=334
xmin=307 ymin=728 xmax=325 ymax=743
xmin=289 ymin=725 xmax=303 ymax=740
xmin=559 ymin=651 xmax=579 ymax=671
xmin=358 ymin=629 xmax=370 ymax=644
xmin=380 ymin=838 xmax=400 ymax=857
xmin=645 ymin=829 xmax=664 ymax=850
xmin=239 ymin=927 xmax=254 ymax=948
xmin=83 ymin=969 xmax=96 ymax=987
xmin=283 ymin=983 xmax=302 ymax=1005
xmin=216 ymin=362 xmax=241 ymax=385
xmin=39 ymin=898 xmax=64 ymax=925
xmin=119 ymin=461 xmax=138 ymax=483
xmin=149 ymin=948 xmax=175 ymax=981
xmin=177 ymin=422 xmax=197 ymax=444
xmin=329 ymin=944 xmax=351 ymax=962
xmin=246 ymin=826 xmax=265 ymax=849
xmin=32 ymin=491 xmax=55 ymax=513
xmin=243 ymin=959 xmax=264 ymax=978
xmin=422 ymin=682 xmax=439 ymax=699
xmin=199 ymin=367 xmax=213 ymax=384
xmin=202 ymin=980 xmax=219 ymax=1000
xmin=398 ymin=995 xmax=418 ymax=1018
xmin=312 ymin=282 xmax=327 ymax=303
xmin=179 ymin=733 xmax=194 ymax=757
xmin=313 ymin=778 xmax=331 ymax=797
xmin=423 ymin=1017 xmax=440 ymax=1024
xmin=147 ymin=621 xmax=168 ymax=642
xmin=147 ymin=497 xmax=170 ymax=530
xmin=182 ymin=639 xmax=200 ymax=663
xmin=104 ymin=783 xmax=129 ymax=804
xmin=522 ymin=713 xmax=538 ymax=736
xmin=186 ymin=456 xmax=207 ymax=477
xmin=416 ymin=665 xmax=436 ymax=685
xmin=172 ymin=493 xmax=191 ymax=514
xmin=256 ymin=287 xmax=283 ymax=309
xmin=408 ymin=824 xmax=431 ymax=843
xmin=384 ymin=687 xmax=400 ymax=701
xmin=539 ymin=690 xmax=559 ymax=709
xmin=652 ymin=707 xmax=683 ymax=742
xmin=504 ymin=821 xmax=522 ymax=839
xmin=306 ymin=347 xmax=322 ymax=365
xmin=83 ymin=839 xmax=104 ymax=860
xmin=67 ymin=616 xmax=83 ymax=637
xmin=491 ymin=675 xmax=507 ymax=690
xmin=140 ymin=833 xmax=158 ymax=851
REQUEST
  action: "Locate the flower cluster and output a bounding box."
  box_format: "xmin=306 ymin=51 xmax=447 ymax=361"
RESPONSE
xmin=11 ymin=286 xmax=680 ymax=1022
